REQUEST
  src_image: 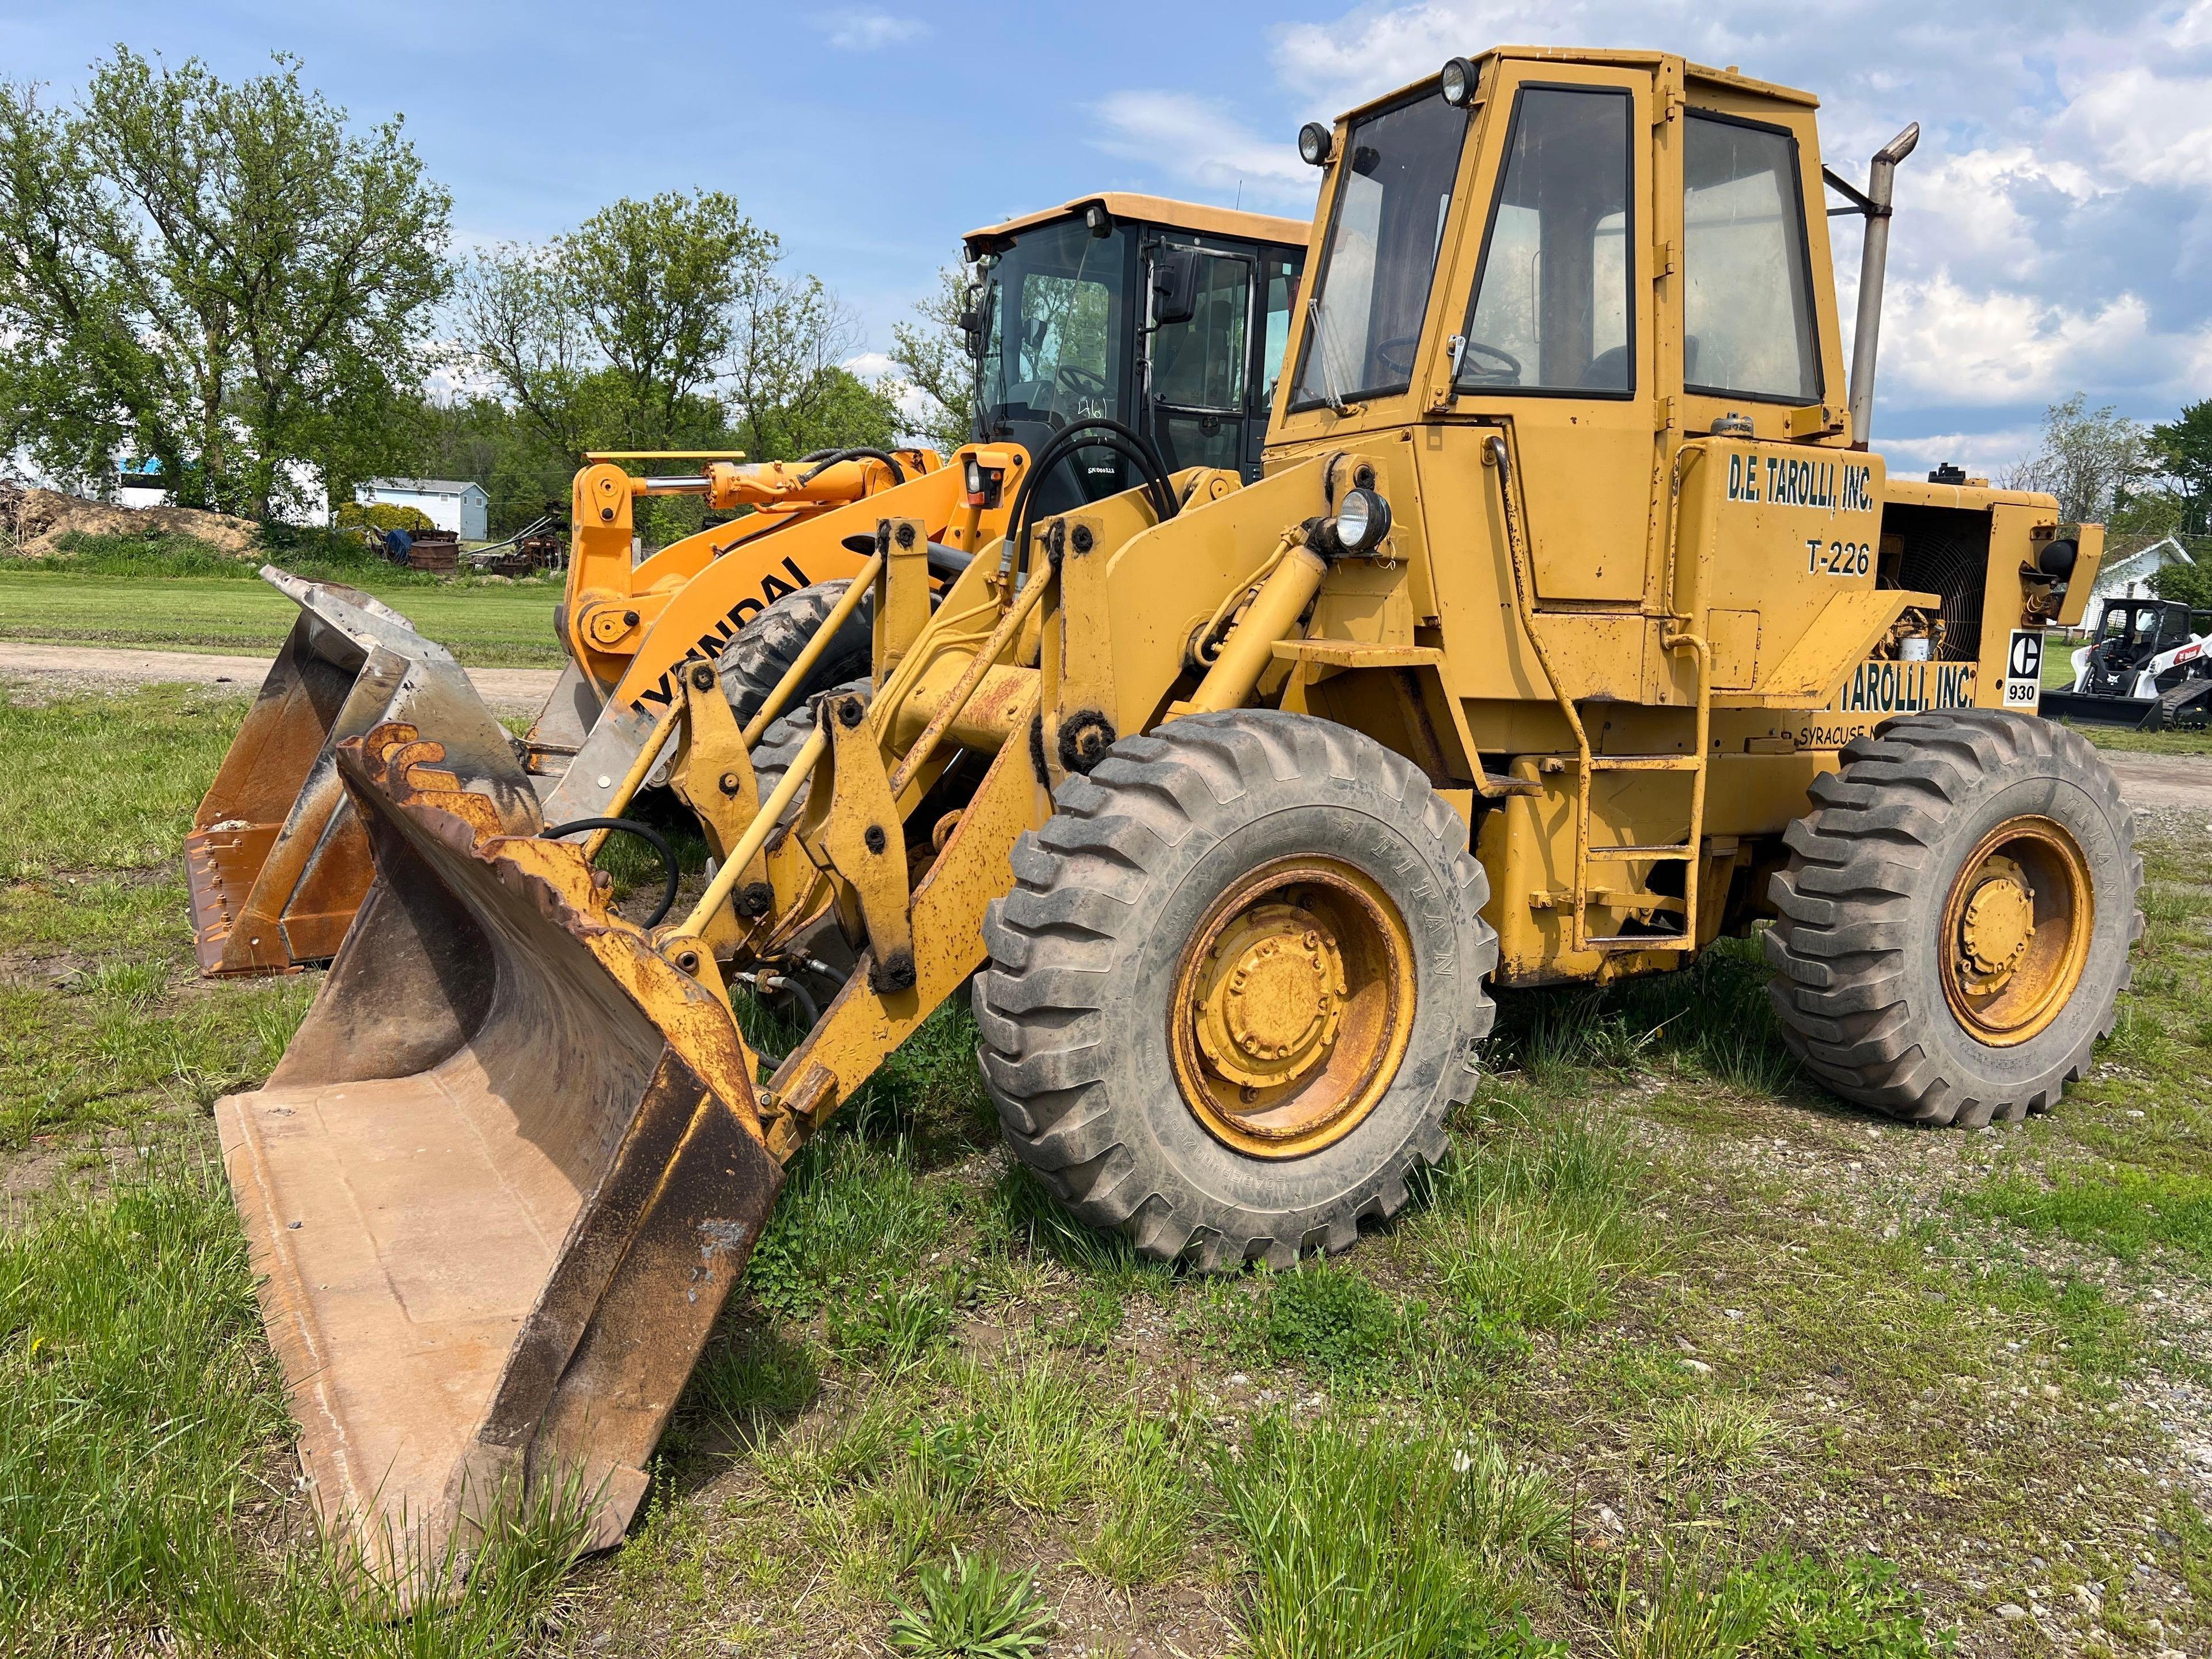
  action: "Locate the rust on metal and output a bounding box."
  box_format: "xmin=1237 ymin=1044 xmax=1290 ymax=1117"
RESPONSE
xmin=188 ymin=569 xmax=531 ymax=977
xmin=215 ymin=718 xmax=779 ymax=1603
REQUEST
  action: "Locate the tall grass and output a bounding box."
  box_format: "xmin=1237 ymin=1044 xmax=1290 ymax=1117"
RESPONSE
xmin=1496 ymin=936 xmax=1799 ymax=1094
xmin=1215 ymin=1415 xmax=1563 ymax=1659
xmin=1413 ymin=1101 xmax=1647 ymax=1348
xmin=12 ymin=525 xmax=482 ymax=588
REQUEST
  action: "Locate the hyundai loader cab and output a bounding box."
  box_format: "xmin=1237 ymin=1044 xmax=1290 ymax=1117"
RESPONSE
xmin=2041 ymin=596 xmax=2212 ymax=730
xmin=215 ymin=47 xmax=2141 ymax=1598
xmin=968 ymin=194 xmax=1308 ymax=511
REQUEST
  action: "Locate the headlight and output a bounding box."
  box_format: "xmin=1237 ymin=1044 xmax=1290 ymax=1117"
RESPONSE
xmin=965 ymin=459 xmax=983 ymax=495
xmin=1298 ymin=122 xmax=1333 ymax=166
xmin=1332 ymin=487 xmax=1391 ymax=555
xmin=1440 ymin=56 xmax=1478 ymax=107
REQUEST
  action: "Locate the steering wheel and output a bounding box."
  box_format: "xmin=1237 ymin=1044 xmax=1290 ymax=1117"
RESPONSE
xmin=1456 ymin=339 xmax=1523 ymax=382
xmin=1056 ymin=363 xmax=1109 ymax=400
xmin=1373 ymin=335 xmax=1422 ymax=378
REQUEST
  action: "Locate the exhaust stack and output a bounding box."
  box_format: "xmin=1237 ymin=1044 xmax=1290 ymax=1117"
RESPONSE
xmin=1842 ymin=122 xmax=1921 ymax=448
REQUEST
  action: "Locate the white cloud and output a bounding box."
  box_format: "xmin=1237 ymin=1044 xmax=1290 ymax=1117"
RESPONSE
xmin=816 ymin=10 xmax=927 ymax=51
xmin=2046 ymin=67 xmax=2212 ymax=192
xmin=1091 ymin=91 xmax=1319 ymax=210
xmin=842 ymin=350 xmax=937 ymax=429
xmin=1874 ymin=427 xmax=2040 ymax=480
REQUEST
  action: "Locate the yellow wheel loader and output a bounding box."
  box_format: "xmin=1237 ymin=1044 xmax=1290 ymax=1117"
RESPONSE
xmin=215 ymin=51 xmax=2135 ymax=1596
xmin=185 ymin=193 xmax=1306 ymax=980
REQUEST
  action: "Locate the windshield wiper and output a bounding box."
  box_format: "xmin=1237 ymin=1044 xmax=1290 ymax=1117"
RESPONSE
xmin=1307 ymin=294 xmax=1349 ymax=415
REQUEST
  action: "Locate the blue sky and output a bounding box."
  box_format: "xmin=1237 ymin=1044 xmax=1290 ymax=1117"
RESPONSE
xmin=8 ymin=0 xmax=2210 ymax=476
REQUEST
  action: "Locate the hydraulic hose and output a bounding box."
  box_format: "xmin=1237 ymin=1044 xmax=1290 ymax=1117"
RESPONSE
xmin=540 ymin=816 xmax=680 ymax=927
xmin=1014 ymin=418 xmax=1176 ymax=524
xmin=798 ymin=448 xmax=907 ymax=487
xmin=1003 ymin=418 xmax=1177 ymax=578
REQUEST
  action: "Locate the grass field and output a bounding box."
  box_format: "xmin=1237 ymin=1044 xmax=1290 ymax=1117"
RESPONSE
xmin=0 ymin=530 xmax=564 ymax=666
xmin=6 ymin=681 xmax=2212 ymax=1656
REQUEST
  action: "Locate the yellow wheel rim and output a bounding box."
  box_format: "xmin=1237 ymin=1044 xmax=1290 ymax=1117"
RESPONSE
xmin=1939 ymin=815 xmax=2094 ymax=1048
xmin=1168 ymin=857 xmax=1417 ymax=1159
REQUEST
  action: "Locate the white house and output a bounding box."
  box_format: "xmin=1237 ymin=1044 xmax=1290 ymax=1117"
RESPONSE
xmin=359 ymin=477 xmax=489 ymax=541
xmin=2083 ymin=535 xmax=2194 ymax=631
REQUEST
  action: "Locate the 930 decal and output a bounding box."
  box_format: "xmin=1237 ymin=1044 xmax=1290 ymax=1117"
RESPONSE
xmin=1806 ymin=537 xmax=1872 ymax=577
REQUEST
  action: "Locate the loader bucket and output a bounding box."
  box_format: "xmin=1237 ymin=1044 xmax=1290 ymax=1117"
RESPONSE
xmin=214 ymin=721 xmax=781 ymax=1602
xmin=2036 ymin=688 xmax=2157 ymax=729
xmin=187 ymin=568 xmax=524 ymax=976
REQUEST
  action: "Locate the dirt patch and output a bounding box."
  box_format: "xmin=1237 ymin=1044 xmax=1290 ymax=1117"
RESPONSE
xmin=0 ymin=482 xmax=259 ymax=558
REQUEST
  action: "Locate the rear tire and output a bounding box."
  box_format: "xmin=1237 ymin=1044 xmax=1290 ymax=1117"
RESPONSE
xmin=1766 ymin=710 xmax=2142 ymax=1126
xmin=717 ymin=581 xmax=873 ymax=730
xmin=974 ymin=710 xmax=1496 ymax=1270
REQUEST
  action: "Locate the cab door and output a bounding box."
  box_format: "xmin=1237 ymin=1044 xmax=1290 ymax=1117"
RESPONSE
xmin=1438 ymin=61 xmax=1656 ymax=605
xmin=1145 ymin=243 xmax=1256 ymax=478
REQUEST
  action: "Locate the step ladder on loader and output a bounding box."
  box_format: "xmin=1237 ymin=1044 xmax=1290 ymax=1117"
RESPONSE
xmin=1487 ymin=432 xmax=1713 ymax=955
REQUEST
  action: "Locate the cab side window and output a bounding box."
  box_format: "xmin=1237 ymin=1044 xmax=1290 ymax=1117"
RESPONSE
xmin=1682 ymin=113 xmax=1821 ymax=403
xmin=1152 ymin=253 xmax=1251 ymax=411
xmin=1260 ymin=257 xmax=1298 ymax=410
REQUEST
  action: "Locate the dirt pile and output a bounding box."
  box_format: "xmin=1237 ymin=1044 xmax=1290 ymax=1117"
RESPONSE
xmin=0 ymin=481 xmax=260 ymax=557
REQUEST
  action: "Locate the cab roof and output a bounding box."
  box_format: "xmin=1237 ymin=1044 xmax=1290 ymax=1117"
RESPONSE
xmin=963 ymin=193 xmax=1311 ymax=260
xmin=1330 ymin=45 xmax=1819 ymax=126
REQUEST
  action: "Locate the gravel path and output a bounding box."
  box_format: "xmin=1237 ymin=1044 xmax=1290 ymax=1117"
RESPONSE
xmin=0 ymin=640 xmax=560 ymax=717
xmin=2099 ymin=751 xmax=2212 ymax=813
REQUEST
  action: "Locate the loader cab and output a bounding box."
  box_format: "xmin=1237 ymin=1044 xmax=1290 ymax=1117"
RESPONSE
xmin=1271 ymin=51 xmax=1853 ymax=608
xmin=965 ymin=194 xmax=1308 ymax=516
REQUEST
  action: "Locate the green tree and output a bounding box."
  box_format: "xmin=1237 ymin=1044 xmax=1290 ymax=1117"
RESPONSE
xmin=889 ymin=264 xmax=980 ymax=454
xmin=2150 ymin=399 xmax=2212 ymax=535
xmin=726 ymin=268 xmax=899 ymax=461
xmin=0 ymin=48 xmax=450 ymax=517
xmin=401 ymin=394 xmax=574 ymax=538
xmin=2003 ymin=393 xmax=2150 ymax=523
xmin=459 ymin=187 xmax=899 ymax=497
xmin=2149 ymin=556 xmax=2212 ymax=612
xmin=461 ymin=190 xmax=761 ymax=463
xmin=2108 ymin=487 xmax=2186 ymax=539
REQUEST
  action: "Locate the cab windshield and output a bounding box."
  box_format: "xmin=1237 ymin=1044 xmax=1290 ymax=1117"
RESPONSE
xmin=978 ymin=219 xmax=1130 ymax=432
xmin=1290 ymin=92 xmax=1466 ymax=410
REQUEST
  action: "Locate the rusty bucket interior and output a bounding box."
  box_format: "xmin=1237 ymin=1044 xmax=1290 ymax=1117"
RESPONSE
xmin=187 ymin=570 xmax=523 ymax=977
xmin=215 ymin=723 xmax=781 ymax=1601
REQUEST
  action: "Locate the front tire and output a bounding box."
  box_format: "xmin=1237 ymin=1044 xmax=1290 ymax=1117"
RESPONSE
xmin=974 ymin=710 xmax=1497 ymax=1270
xmin=1766 ymin=710 xmax=2142 ymax=1126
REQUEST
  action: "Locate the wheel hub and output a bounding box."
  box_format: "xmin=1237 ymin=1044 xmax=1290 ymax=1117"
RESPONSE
xmin=1958 ymin=859 xmax=2035 ymax=989
xmin=1940 ymin=816 xmax=2094 ymax=1047
xmin=1194 ymin=906 xmax=1348 ymax=1089
xmin=1168 ymin=858 xmax=1416 ymax=1159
